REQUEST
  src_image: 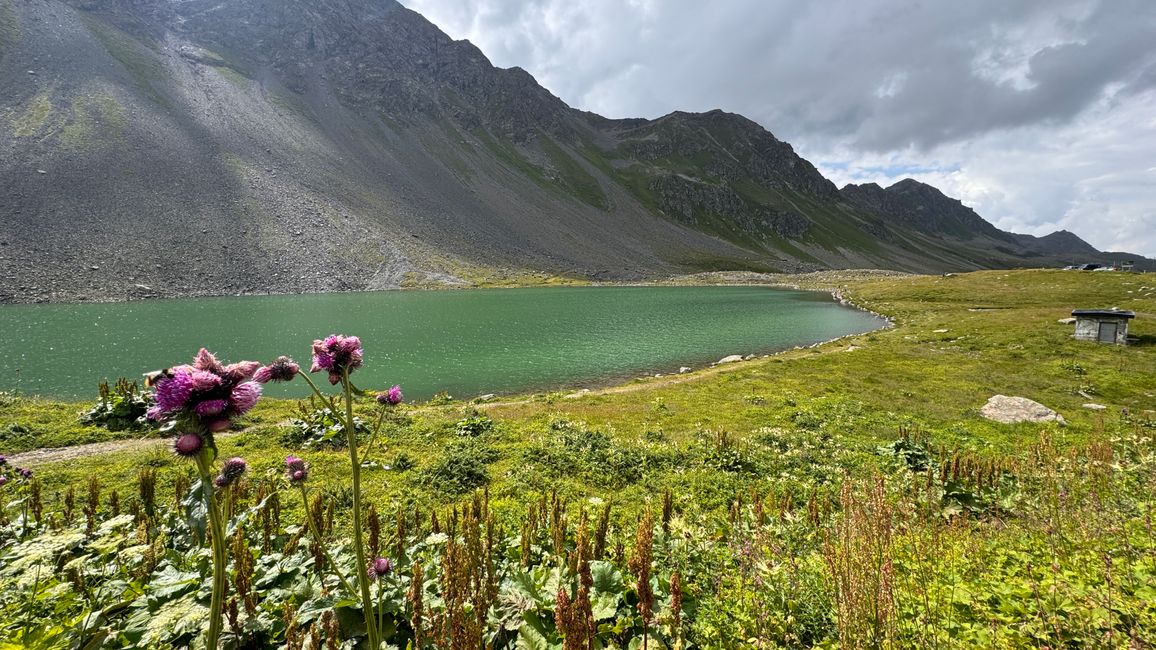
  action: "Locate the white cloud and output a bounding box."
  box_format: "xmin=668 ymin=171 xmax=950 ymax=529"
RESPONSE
xmin=402 ymin=0 xmax=1156 ymax=256
xmin=812 ymin=87 xmax=1156 ymax=254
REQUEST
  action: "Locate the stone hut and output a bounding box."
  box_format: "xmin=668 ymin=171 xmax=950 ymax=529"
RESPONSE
xmin=1072 ymin=309 xmax=1135 ymax=344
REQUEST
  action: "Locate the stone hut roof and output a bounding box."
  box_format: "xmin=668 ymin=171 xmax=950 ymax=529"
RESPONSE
xmin=1071 ymin=309 xmax=1135 ymax=319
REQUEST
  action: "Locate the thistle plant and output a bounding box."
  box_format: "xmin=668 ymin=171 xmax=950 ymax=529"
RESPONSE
xmin=146 ymin=348 xmax=259 ymax=649
xmin=0 ymin=457 xmax=36 ymax=535
xmin=279 ymin=334 xmax=402 ymax=649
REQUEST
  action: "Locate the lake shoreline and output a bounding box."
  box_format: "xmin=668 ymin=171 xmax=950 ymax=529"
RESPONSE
xmin=1 ymin=284 xmax=887 ymax=402
xmin=1 ymin=268 xmax=913 ymax=306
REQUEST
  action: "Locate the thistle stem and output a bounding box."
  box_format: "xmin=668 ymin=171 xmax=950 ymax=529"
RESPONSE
xmin=361 ymin=406 xmax=389 ymax=464
xmin=298 ymin=485 xmax=357 ymax=596
xmin=342 ymin=367 xmax=380 ymax=648
xmin=196 ymin=451 xmax=228 ymax=649
xmin=298 ymin=372 xmax=340 ymax=415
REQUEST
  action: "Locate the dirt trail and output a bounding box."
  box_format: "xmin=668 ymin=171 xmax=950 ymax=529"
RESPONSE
xmin=6 ymin=365 xmax=742 ymax=467
xmin=8 ymin=432 xmax=242 ymax=468
xmin=6 ymin=371 xmax=721 ymax=467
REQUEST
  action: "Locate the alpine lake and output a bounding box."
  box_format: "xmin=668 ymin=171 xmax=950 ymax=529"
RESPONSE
xmin=0 ymin=285 xmax=886 ymax=401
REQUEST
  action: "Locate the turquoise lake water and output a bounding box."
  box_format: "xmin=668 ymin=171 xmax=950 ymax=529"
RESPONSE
xmin=0 ymin=286 xmax=885 ymax=400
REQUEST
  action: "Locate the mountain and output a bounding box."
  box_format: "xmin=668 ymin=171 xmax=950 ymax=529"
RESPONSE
xmin=0 ymin=0 xmax=1148 ymax=303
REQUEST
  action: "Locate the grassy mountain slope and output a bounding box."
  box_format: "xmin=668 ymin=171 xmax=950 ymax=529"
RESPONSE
xmin=0 ymin=0 xmax=1148 ymax=304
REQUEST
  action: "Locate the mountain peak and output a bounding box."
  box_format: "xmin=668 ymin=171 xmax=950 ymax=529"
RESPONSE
xmin=842 ymin=179 xmax=1003 ymax=240
xmin=1 ymin=0 xmax=1151 ymax=303
xmin=887 ymin=178 xmax=950 ymax=199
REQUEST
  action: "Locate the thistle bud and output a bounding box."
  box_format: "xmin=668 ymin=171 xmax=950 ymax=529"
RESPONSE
xmin=173 ymin=433 xmax=204 ymax=458
xmin=376 ymin=385 xmax=403 ymax=406
xmin=286 ymin=456 xmax=309 ymax=485
xmin=214 ymin=457 xmax=248 ymax=488
xmin=367 ymin=557 xmax=393 ymax=580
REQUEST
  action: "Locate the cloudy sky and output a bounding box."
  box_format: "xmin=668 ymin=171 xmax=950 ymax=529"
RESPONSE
xmin=401 ymin=0 xmax=1156 ymax=257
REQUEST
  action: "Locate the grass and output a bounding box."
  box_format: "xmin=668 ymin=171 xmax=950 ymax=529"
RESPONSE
xmin=80 ymin=14 xmax=170 ymax=108
xmin=469 ymin=128 xmax=610 ymax=210
xmin=539 ymin=136 xmax=609 ymax=210
xmin=472 ymin=127 xmax=553 ymax=187
xmin=421 ymin=118 xmax=475 ymax=182
xmin=59 ymin=94 xmax=126 ymax=150
xmin=10 ymin=91 xmax=53 ymax=137
xmin=0 ymin=393 xmax=136 ymax=452
xmin=216 ymin=65 xmax=250 ymax=88
xmin=2 ymin=269 xmax=1155 ymax=647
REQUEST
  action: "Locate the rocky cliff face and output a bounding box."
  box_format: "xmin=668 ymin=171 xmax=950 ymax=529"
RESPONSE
xmin=0 ymin=0 xmax=1148 ymax=303
xmin=1012 ymin=230 xmax=1101 ymax=256
xmin=840 ymin=179 xmax=1009 ymax=241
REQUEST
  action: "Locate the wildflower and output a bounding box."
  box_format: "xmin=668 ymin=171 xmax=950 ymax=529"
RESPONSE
xmin=19 ymin=468 xmax=32 ymax=479
xmin=310 ymin=335 xmax=363 ymax=384
xmin=367 ymin=557 xmax=393 ymax=580
xmin=148 ymin=349 xmax=263 ymax=436
xmin=376 ymin=385 xmax=403 ymax=406
xmin=195 ymin=399 xmax=228 ymax=418
xmin=174 ymin=433 xmax=204 ymax=457
xmin=285 ymin=455 xmax=309 ymax=484
xmin=0 ymin=475 xmax=6 ymax=487
xmin=221 ymin=361 xmax=260 ymax=383
xmin=254 ymin=356 xmax=300 ymax=383
xmin=193 ymin=348 xmax=223 ymax=373
xmin=229 ymin=382 xmax=262 ymax=415
xmin=0 ymin=455 xmax=7 ymax=466
xmin=214 ymin=457 xmax=247 ymax=488
xmin=153 ymin=368 xmax=196 ymax=415
xmin=189 ymin=370 xmax=223 ymax=393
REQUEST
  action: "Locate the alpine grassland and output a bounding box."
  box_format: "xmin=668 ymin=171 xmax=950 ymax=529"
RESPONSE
xmin=1 ymin=269 xmax=1154 ymax=648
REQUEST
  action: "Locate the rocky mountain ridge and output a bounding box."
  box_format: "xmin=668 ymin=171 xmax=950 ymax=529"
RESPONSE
xmin=0 ymin=0 xmax=1149 ymax=304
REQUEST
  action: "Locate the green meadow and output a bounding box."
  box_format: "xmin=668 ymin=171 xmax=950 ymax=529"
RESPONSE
xmin=1 ymin=269 xmax=1154 ymax=648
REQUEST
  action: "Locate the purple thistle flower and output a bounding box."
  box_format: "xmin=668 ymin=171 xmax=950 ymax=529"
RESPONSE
xmin=150 ymin=349 xmax=264 ymax=435
xmin=310 ymin=334 xmax=363 ymax=383
xmin=194 ymin=399 xmax=228 ymax=418
xmin=310 ymin=351 xmax=334 ymax=373
xmin=189 ymin=370 xmax=223 ymax=393
xmin=221 ymin=361 xmax=261 ymax=383
xmin=254 ymin=356 xmax=300 ymax=384
xmin=19 ymin=468 xmax=32 ymax=479
xmin=367 ymin=557 xmax=393 ymax=580
xmin=0 ymin=475 xmax=7 ymax=487
xmin=285 ymin=455 xmax=309 ymax=484
xmin=0 ymin=455 xmax=6 ymax=466
xmin=193 ymin=348 xmax=223 ymax=373
xmin=152 ymin=369 xmax=195 ymax=417
xmin=173 ymin=433 xmax=204 ymax=457
xmin=376 ymin=385 xmax=403 ymax=406
xmin=229 ymin=381 xmax=262 ymax=415
xmin=214 ymin=457 xmax=247 ymax=488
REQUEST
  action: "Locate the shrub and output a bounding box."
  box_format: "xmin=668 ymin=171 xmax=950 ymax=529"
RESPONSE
xmin=283 ymin=399 xmax=368 ymax=449
xmin=421 ymin=441 xmax=497 ymax=494
xmin=78 ymin=379 xmax=154 ymax=431
xmin=455 ymin=413 xmax=494 ymax=437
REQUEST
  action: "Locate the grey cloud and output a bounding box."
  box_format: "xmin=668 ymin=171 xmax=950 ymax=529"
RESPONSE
xmin=402 ymin=0 xmax=1156 ymax=256
xmin=407 ymin=0 xmax=1155 ymax=150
